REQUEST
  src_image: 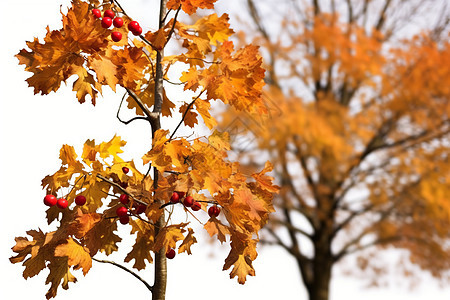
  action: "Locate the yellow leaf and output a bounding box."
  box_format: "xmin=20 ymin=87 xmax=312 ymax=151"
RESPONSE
xmin=54 ymin=238 xmax=92 ymax=275
xmin=178 ymin=228 xmax=197 ymax=254
xmin=124 ymin=219 xmax=155 ymax=270
xmin=154 ymin=223 xmax=187 ymax=252
xmin=203 ymin=218 xmax=229 ymax=243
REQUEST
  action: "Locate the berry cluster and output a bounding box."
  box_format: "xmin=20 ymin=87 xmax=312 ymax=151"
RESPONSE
xmin=43 ymin=194 xmax=86 ymax=209
xmin=92 ymin=8 xmax=143 ymax=43
xmin=170 ymin=191 xmax=221 ymax=218
xmin=115 ymin=191 xmax=148 ymax=225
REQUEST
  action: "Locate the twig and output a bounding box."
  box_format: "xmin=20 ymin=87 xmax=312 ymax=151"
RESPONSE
xmin=168 ymin=89 xmax=205 ymax=141
xmin=93 ymin=257 xmax=153 ymax=292
xmin=96 ymin=173 xmax=147 ymax=206
xmin=125 ymin=88 xmax=159 ymax=127
xmin=164 ymin=6 xmax=182 ymax=47
xmin=117 ymin=93 xmax=151 ymax=125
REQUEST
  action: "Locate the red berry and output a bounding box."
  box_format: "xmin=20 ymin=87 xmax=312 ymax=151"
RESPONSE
xmin=170 ymin=192 xmax=180 ymax=203
xmin=208 ymin=206 xmax=220 ymax=218
xmin=122 ymin=166 xmax=129 ymax=174
xmin=75 ymin=195 xmax=86 ymax=206
xmin=135 ymin=204 xmax=147 ymax=214
xmin=191 ymin=201 xmax=201 ymax=211
xmin=44 ymin=194 xmax=57 ymax=207
xmin=176 ymin=191 xmax=185 ymax=198
xmin=111 ymin=31 xmax=122 ymax=42
xmin=127 ymin=21 xmax=140 ymax=32
xmin=92 ymin=9 xmax=101 ymax=19
xmin=166 ymin=248 xmax=176 ymax=259
xmin=104 ymin=9 xmax=115 ymax=19
xmin=101 ymin=17 xmax=113 ymax=28
xmin=116 ymin=206 xmax=128 ymax=217
xmin=119 ymin=215 xmax=130 ymax=225
xmin=119 ymin=194 xmax=129 ymax=205
xmin=183 ymin=196 xmax=194 ymax=207
xmin=57 ymin=198 xmax=69 ymax=209
xmin=113 ymin=17 xmax=124 ymax=28
xmin=131 ymin=26 xmax=142 ymax=36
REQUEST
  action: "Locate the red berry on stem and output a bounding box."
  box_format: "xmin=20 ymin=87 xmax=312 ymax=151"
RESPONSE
xmin=122 ymin=166 xmax=129 ymax=174
xmin=119 ymin=215 xmax=130 ymax=225
xmin=183 ymin=196 xmax=194 ymax=207
xmin=208 ymin=206 xmax=220 ymax=218
xmin=191 ymin=201 xmax=201 ymax=211
xmin=104 ymin=9 xmax=115 ymax=19
xmin=166 ymin=248 xmax=176 ymax=259
xmin=44 ymin=194 xmax=57 ymax=207
xmin=57 ymin=198 xmax=69 ymax=209
xmin=75 ymin=195 xmax=86 ymax=206
xmin=92 ymin=9 xmax=101 ymax=19
xmin=111 ymin=31 xmax=122 ymax=42
xmin=101 ymin=17 xmax=113 ymax=29
xmin=170 ymin=192 xmax=180 ymax=203
xmin=127 ymin=21 xmax=140 ymax=32
xmin=132 ymin=26 xmax=142 ymax=36
xmin=119 ymin=194 xmax=129 ymax=205
xmin=176 ymin=191 xmax=185 ymax=198
xmin=113 ymin=17 xmax=124 ymax=28
xmin=116 ymin=206 xmax=128 ymax=217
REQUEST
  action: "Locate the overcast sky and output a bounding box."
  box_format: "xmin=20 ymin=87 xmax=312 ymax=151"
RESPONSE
xmin=1 ymin=0 xmax=449 ymax=299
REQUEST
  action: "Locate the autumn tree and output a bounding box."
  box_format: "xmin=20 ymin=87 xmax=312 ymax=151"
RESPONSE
xmin=9 ymin=1 xmax=278 ymax=299
xmin=217 ymin=1 xmax=450 ymax=300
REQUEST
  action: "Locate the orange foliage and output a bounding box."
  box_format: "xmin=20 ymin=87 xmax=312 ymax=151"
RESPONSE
xmin=10 ymin=0 xmax=278 ymax=298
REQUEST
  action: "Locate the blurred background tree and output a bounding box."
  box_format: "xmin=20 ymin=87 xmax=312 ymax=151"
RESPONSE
xmin=215 ymin=1 xmax=450 ymax=300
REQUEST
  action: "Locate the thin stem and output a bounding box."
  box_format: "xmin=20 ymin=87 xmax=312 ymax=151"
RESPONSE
xmin=93 ymin=257 xmax=153 ymax=292
xmin=168 ymin=89 xmax=205 ymax=141
xmin=117 ymin=93 xmax=151 ymax=125
xmin=164 ymin=6 xmax=182 ymax=47
xmin=96 ymin=174 xmax=148 ymax=206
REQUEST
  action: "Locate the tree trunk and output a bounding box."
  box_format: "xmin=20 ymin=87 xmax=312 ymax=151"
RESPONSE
xmin=307 ymin=257 xmax=332 ymax=300
xmin=152 ymin=1 xmax=168 ymax=299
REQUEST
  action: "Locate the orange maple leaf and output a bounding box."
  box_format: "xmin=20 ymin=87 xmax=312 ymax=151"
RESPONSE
xmin=167 ymin=0 xmax=217 ymax=15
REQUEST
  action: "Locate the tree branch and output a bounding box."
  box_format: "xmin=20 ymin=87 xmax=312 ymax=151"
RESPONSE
xmin=168 ymin=89 xmax=205 ymax=142
xmin=117 ymin=93 xmax=151 ymax=125
xmin=96 ymin=174 xmax=148 ymax=207
xmin=93 ymin=258 xmax=153 ymax=292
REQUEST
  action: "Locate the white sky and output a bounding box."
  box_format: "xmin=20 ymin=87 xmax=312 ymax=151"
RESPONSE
xmin=1 ymin=0 xmax=449 ymax=299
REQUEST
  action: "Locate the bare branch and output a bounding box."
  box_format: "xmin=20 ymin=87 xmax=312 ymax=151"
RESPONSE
xmin=93 ymin=257 xmax=153 ymax=292
xmin=117 ymin=93 xmax=151 ymax=125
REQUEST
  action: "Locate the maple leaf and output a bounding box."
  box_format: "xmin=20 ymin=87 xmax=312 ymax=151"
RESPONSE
xmin=179 ymin=102 xmax=199 ymax=128
xmin=223 ymin=231 xmax=258 ymax=284
xmin=54 ymin=237 xmax=92 ymax=275
xmin=124 ymin=219 xmax=155 ymax=270
xmin=167 ymin=0 xmax=217 ymax=15
xmin=204 ymin=218 xmax=230 ymax=243
xmin=45 ymin=257 xmax=76 ymax=299
xmin=10 ymin=230 xmax=48 ymax=279
xmin=178 ymin=228 xmax=197 ymax=254
xmin=195 ymin=99 xmax=217 ymax=129
xmin=88 ymin=52 xmax=119 ymax=91
xmin=205 ymin=42 xmax=267 ymax=114
xmin=251 ymin=161 xmax=279 ymax=193
xmin=67 ymin=209 xmax=101 ymax=239
xmin=208 ymin=130 xmax=230 ymax=151
xmin=154 ymin=223 xmax=188 ymax=252
xmin=16 ymin=0 xmax=109 ymax=104
xmin=82 ymin=217 xmax=121 ymax=256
